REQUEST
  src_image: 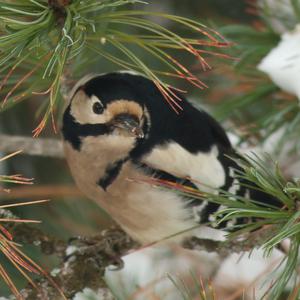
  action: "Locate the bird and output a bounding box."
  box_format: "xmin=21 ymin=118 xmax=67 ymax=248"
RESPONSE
xmin=62 ymin=71 xmax=278 ymax=245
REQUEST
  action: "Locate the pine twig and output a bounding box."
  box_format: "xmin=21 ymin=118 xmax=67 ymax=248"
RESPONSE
xmin=182 ymin=226 xmax=276 ymax=258
xmin=1 ymin=184 xmax=82 ymax=200
xmin=0 ymin=134 xmax=64 ymax=158
xmin=4 ymin=208 xmax=277 ymax=299
xmin=19 ymin=227 xmax=136 ymax=299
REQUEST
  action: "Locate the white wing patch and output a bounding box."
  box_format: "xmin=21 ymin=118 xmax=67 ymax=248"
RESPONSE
xmin=193 ymin=200 xmax=208 ymax=222
xmin=142 ymin=143 xmax=226 ymax=192
xmin=228 ymin=167 xmax=240 ymax=195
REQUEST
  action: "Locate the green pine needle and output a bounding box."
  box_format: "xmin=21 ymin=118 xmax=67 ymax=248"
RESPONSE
xmin=151 ymin=151 xmax=300 ymax=298
xmin=0 ymin=0 xmax=230 ymax=135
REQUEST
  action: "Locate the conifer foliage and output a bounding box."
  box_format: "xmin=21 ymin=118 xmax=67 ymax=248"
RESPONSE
xmin=1 ymin=0 xmax=300 ymax=299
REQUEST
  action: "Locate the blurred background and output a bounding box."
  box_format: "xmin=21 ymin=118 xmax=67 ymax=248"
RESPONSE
xmin=1 ymin=0 xmax=299 ymax=298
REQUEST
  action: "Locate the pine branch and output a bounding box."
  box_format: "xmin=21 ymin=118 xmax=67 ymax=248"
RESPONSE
xmin=17 ymin=226 xmax=136 ymax=299
xmin=5 ymin=215 xmax=276 ymax=299
xmin=182 ymin=225 xmax=277 ymax=258
xmin=1 ymin=141 xmax=297 ymax=297
xmin=0 ymin=0 xmax=231 ymax=135
xmin=0 ymin=134 xmax=64 ymax=158
xmin=153 ymin=152 xmax=300 ymax=298
xmin=213 ymin=17 xmax=300 ymax=148
xmin=2 ymin=184 xmax=82 ymax=200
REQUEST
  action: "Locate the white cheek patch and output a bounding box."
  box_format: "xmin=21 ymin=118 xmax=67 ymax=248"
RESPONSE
xmin=228 ymin=168 xmax=240 ymax=195
xmin=70 ymin=92 xmax=111 ymax=125
xmin=90 ymin=95 xmax=104 ymax=107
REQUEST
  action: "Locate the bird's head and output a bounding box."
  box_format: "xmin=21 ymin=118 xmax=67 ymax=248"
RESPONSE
xmin=62 ymin=72 xmax=153 ymax=152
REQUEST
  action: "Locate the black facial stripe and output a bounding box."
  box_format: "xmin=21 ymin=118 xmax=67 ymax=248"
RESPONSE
xmin=78 ymin=123 xmax=109 ymax=136
xmin=62 ymin=106 xmax=110 ymax=150
xmin=98 ymin=158 xmax=128 ymax=191
xmin=129 ymin=113 xmax=151 ymax=159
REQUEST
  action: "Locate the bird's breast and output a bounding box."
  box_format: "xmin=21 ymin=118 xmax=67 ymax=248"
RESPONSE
xmin=64 ymin=140 xmax=197 ymax=244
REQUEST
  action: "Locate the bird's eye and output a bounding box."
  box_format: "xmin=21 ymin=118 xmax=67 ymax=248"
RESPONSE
xmin=92 ymin=102 xmax=104 ymax=114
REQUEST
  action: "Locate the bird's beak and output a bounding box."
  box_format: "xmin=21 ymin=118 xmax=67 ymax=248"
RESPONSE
xmin=111 ymin=114 xmax=144 ymax=138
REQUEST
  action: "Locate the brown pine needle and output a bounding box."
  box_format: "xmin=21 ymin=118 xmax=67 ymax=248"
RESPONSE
xmin=0 ymin=152 xmax=66 ymax=298
xmin=0 ymin=263 xmax=22 ymax=300
xmin=0 ymin=218 xmax=41 ymax=223
xmin=0 ymin=150 xmax=23 ymax=162
xmin=0 ymin=199 xmax=50 ymax=209
xmin=10 ymin=241 xmax=67 ymax=300
xmin=0 ymin=224 xmax=13 ymax=240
